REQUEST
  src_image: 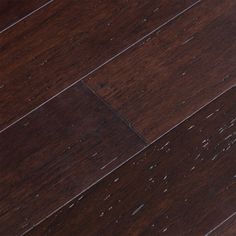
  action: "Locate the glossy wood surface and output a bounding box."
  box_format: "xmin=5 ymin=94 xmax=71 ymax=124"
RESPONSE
xmin=0 ymin=0 xmax=49 ymax=32
xmin=29 ymin=87 xmax=236 ymax=235
xmin=1 ymin=0 xmax=236 ymax=235
xmin=0 ymin=0 xmax=197 ymax=131
xmin=0 ymin=82 xmax=145 ymax=235
xmin=85 ymin=0 xmax=236 ymax=142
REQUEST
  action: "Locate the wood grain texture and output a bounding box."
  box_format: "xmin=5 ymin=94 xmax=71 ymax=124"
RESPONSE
xmin=28 ymin=87 xmax=236 ymax=235
xmin=85 ymin=0 xmax=236 ymax=142
xmin=0 ymin=82 xmax=145 ymax=235
xmin=0 ymin=0 xmax=197 ymax=131
xmin=0 ymin=0 xmax=49 ymax=32
xmin=206 ymin=212 xmax=236 ymax=236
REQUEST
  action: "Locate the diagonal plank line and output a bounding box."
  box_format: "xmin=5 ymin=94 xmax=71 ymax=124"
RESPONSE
xmin=0 ymin=0 xmax=202 ymax=134
xmin=0 ymin=0 xmax=54 ymax=34
xmin=21 ymin=84 xmax=236 ymax=236
xmin=205 ymin=212 xmax=236 ymax=236
xmin=81 ymin=80 xmax=149 ymax=144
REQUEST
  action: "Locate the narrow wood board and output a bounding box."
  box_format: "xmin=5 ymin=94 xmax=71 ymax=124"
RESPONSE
xmin=0 ymin=0 xmax=197 ymax=131
xmin=29 ymin=87 xmax=236 ymax=235
xmin=0 ymin=82 xmax=144 ymax=235
xmin=85 ymin=0 xmax=236 ymax=142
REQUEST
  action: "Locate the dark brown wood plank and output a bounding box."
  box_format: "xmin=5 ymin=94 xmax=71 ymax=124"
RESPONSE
xmin=206 ymin=212 xmax=236 ymax=236
xmin=0 ymin=0 xmax=198 ymax=131
xmin=0 ymin=82 xmax=145 ymax=235
xmin=28 ymin=86 xmax=236 ymax=235
xmin=85 ymin=0 xmax=236 ymax=142
xmin=0 ymin=0 xmax=50 ymax=32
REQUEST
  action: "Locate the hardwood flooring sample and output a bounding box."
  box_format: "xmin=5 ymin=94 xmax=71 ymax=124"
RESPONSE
xmin=28 ymin=87 xmax=236 ymax=235
xmin=0 ymin=82 xmax=145 ymax=235
xmin=0 ymin=0 xmax=50 ymax=32
xmin=0 ymin=0 xmax=198 ymax=131
xmin=85 ymin=0 xmax=236 ymax=142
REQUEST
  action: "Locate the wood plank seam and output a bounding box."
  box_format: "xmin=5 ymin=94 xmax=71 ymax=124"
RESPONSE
xmin=205 ymin=212 xmax=236 ymax=236
xmin=29 ymin=85 xmax=236 ymax=235
xmin=0 ymin=81 xmax=146 ymax=235
xmin=84 ymin=0 xmax=236 ymax=142
xmin=0 ymin=0 xmax=202 ymax=135
xmin=81 ymin=80 xmax=148 ymax=144
xmin=0 ymin=0 xmax=54 ymax=35
xmin=22 ymin=85 xmax=236 ymax=235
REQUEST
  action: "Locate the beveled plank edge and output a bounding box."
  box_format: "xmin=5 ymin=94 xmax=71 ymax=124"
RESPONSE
xmin=2 ymin=82 xmax=147 ymax=235
xmin=205 ymin=212 xmax=236 ymax=236
xmin=81 ymin=81 xmax=148 ymax=144
xmin=23 ymin=85 xmax=236 ymax=235
xmin=0 ymin=0 xmax=202 ymax=135
xmin=0 ymin=0 xmax=54 ymax=34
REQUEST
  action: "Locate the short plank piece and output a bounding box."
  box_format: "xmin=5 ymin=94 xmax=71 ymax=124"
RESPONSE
xmin=0 ymin=0 xmax=198 ymax=130
xmin=0 ymin=82 xmax=145 ymax=235
xmin=85 ymin=0 xmax=236 ymax=142
xmin=29 ymin=87 xmax=236 ymax=235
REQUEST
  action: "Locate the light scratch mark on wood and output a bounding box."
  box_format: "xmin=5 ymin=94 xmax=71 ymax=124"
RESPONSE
xmin=160 ymin=141 xmax=170 ymax=150
xmin=100 ymin=157 xmax=118 ymax=170
xmin=188 ymin=125 xmax=195 ymax=130
xmin=206 ymin=113 xmax=214 ymax=119
xmin=113 ymin=177 xmax=119 ymax=183
xmin=182 ymin=36 xmax=194 ymax=45
xmin=132 ymin=204 xmax=144 ymax=216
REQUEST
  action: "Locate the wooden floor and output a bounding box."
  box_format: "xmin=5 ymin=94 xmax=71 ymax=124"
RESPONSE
xmin=0 ymin=0 xmax=235 ymax=235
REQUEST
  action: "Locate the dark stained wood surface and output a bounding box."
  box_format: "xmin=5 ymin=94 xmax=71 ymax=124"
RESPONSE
xmin=0 ymin=82 xmax=145 ymax=235
xmin=206 ymin=212 xmax=236 ymax=236
xmin=85 ymin=0 xmax=236 ymax=142
xmin=0 ymin=0 xmax=198 ymax=131
xmin=0 ymin=0 xmax=50 ymax=33
xmin=28 ymin=87 xmax=236 ymax=235
xmin=0 ymin=0 xmax=235 ymax=235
